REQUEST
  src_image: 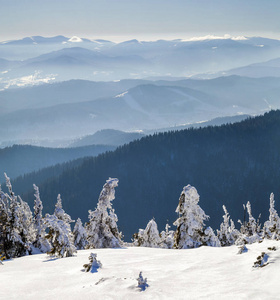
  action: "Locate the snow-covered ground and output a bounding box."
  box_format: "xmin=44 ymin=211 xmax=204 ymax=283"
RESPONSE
xmin=1 ymin=240 xmax=280 ymax=300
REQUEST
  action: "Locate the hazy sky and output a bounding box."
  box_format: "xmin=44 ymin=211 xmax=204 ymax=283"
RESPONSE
xmin=1 ymin=0 xmax=280 ymax=42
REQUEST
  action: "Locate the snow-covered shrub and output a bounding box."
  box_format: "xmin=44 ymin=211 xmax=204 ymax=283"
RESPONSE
xmin=86 ymin=178 xmax=123 ymax=248
xmin=133 ymin=218 xmax=161 ymax=248
xmin=262 ymin=193 xmax=280 ymax=240
xmin=237 ymin=244 xmax=248 ymax=254
xmin=45 ymin=195 xmax=76 ymax=257
xmin=83 ymin=253 xmax=102 ymax=273
xmin=73 ymin=218 xmax=88 ymax=250
xmin=137 ymin=271 xmax=148 ymax=291
xmin=236 ymin=201 xmax=261 ymax=245
xmin=253 ymin=252 xmax=269 ymax=268
xmin=160 ymin=223 xmax=175 ymax=249
xmin=173 ymin=184 xmax=220 ymax=249
xmin=217 ymin=205 xmax=240 ymax=246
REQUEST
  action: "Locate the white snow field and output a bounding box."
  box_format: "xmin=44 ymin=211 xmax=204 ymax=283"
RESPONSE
xmin=1 ymin=240 xmax=280 ymax=300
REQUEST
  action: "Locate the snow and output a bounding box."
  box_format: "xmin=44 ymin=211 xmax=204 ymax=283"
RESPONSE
xmin=0 ymin=71 xmax=56 ymax=89
xmin=68 ymin=36 xmax=83 ymax=43
xmin=180 ymin=34 xmax=247 ymax=42
xmin=115 ymin=91 xmax=128 ymax=98
xmin=1 ymin=240 xmax=280 ymax=299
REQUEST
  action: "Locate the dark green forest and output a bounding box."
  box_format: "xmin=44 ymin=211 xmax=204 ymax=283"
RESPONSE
xmin=9 ymin=110 xmax=280 ymax=240
xmin=0 ymin=144 xmax=115 ymax=181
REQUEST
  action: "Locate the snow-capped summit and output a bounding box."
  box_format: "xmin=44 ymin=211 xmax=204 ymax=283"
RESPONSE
xmin=68 ymin=36 xmax=83 ymax=43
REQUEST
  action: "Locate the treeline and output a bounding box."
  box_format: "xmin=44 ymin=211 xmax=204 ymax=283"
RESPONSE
xmin=1 ymin=175 xmax=279 ymax=261
xmin=12 ymin=110 xmax=280 ymax=239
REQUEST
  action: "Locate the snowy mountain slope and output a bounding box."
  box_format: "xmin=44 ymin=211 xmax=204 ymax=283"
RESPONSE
xmin=215 ymin=57 xmax=280 ymax=78
xmin=2 ymin=76 xmax=280 ymax=140
xmin=0 ymin=79 xmax=151 ymax=114
xmin=1 ymin=240 xmax=279 ymax=299
xmin=0 ymin=84 xmax=233 ymax=140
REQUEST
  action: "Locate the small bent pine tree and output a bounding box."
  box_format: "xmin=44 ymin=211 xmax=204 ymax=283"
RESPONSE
xmin=262 ymin=193 xmax=280 ymax=240
xmin=73 ymin=218 xmax=88 ymax=250
xmin=217 ymin=205 xmax=239 ymax=246
xmin=133 ymin=218 xmax=161 ymax=248
xmin=86 ymin=178 xmax=123 ymax=248
xmin=173 ymin=184 xmax=220 ymax=249
xmin=45 ymin=194 xmax=76 ymax=257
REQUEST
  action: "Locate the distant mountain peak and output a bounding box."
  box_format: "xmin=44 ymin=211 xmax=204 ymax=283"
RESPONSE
xmin=68 ymin=36 xmax=83 ymax=43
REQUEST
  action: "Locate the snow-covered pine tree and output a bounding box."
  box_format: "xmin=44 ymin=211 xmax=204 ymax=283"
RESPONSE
xmin=160 ymin=223 xmax=175 ymax=249
xmin=45 ymin=194 xmax=76 ymax=257
xmin=86 ymin=178 xmax=122 ymax=248
xmin=17 ymin=196 xmax=35 ymax=255
xmin=236 ymin=201 xmax=261 ymax=245
xmin=262 ymin=193 xmax=280 ymax=240
xmin=2 ymin=173 xmax=33 ymax=258
xmin=173 ymin=184 xmax=220 ymax=249
xmin=217 ymin=205 xmax=239 ymax=246
xmin=54 ymin=194 xmax=73 ymax=224
xmin=33 ymin=184 xmax=51 ymax=253
xmin=133 ymin=218 xmax=161 ymax=248
xmin=0 ymin=184 xmax=9 ymax=258
xmin=73 ymin=218 xmax=88 ymax=250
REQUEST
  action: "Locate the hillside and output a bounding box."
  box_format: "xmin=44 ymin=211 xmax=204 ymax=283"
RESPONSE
xmin=0 ymin=144 xmax=115 ymax=181
xmin=3 ymin=75 xmax=280 ymax=141
xmin=1 ymin=240 xmax=279 ymax=299
xmin=69 ymin=129 xmax=145 ymax=147
xmin=11 ymin=110 xmax=280 ymax=240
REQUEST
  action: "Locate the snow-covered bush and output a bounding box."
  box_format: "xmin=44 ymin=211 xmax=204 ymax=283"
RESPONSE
xmin=236 ymin=201 xmax=261 ymax=245
xmin=253 ymin=252 xmax=269 ymax=268
xmin=160 ymin=223 xmax=175 ymax=249
xmin=86 ymin=178 xmax=123 ymax=248
xmin=83 ymin=253 xmax=102 ymax=273
xmin=133 ymin=218 xmax=161 ymax=248
xmin=262 ymin=193 xmax=280 ymax=240
xmin=73 ymin=218 xmax=88 ymax=250
xmin=217 ymin=205 xmax=240 ymax=246
xmin=137 ymin=271 xmax=148 ymax=291
xmin=45 ymin=195 xmax=76 ymax=257
xmin=173 ymin=184 xmax=220 ymax=249
xmin=237 ymin=244 xmax=248 ymax=254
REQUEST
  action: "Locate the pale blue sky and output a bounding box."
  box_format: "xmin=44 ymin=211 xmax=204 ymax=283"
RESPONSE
xmin=1 ymin=0 xmax=280 ymax=42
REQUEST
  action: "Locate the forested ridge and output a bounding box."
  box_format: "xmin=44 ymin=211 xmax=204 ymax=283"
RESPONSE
xmin=10 ymin=110 xmax=280 ymax=239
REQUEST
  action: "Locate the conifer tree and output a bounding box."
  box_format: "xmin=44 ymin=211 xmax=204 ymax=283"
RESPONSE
xmin=86 ymin=178 xmax=122 ymax=248
xmin=262 ymin=193 xmax=280 ymax=240
xmin=133 ymin=219 xmax=161 ymax=248
xmin=73 ymin=218 xmax=88 ymax=250
xmin=217 ymin=205 xmax=239 ymax=246
xmin=173 ymin=184 xmax=220 ymax=249
xmin=33 ymin=184 xmax=51 ymax=253
xmin=17 ymin=196 xmax=35 ymax=254
xmin=0 ymin=184 xmax=9 ymax=258
xmin=45 ymin=194 xmax=76 ymax=257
